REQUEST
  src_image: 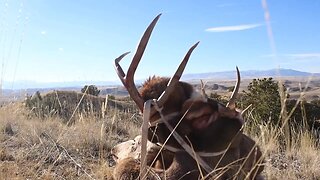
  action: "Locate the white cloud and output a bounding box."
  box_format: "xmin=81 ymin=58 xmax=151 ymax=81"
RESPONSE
xmin=284 ymin=53 xmax=320 ymax=59
xmin=58 ymin=48 xmax=64 ymax=52
xmin=262 ymin=53 xmax=320 ymax=59
xmin=205 ymin=23 xmax=263 ymax=32
xmin=41 ymin=31 xmax=47 ymax=35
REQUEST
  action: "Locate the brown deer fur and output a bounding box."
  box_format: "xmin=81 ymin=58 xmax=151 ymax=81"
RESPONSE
xmin=142 ymin=76 xmax=202 ymax=147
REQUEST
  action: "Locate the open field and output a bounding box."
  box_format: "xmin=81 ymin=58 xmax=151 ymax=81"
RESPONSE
xmin=0 ymin=77 xmax=320 ymax=179
xmin=191 ymin=76 xmax=320 ymax=102
xmin=2 ymin=76 xmax=320 ymax=103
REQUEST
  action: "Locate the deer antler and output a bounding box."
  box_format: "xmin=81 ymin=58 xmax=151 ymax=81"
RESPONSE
xmin=114 ymin=14 xmax=199 ymax=112
xmin=226 ymin=67 xmax=240 ymax=110
xmin=157 ymin=42 xmax=199 ymax=107
xmin=114 ymin=14 xmax=162 ymax=111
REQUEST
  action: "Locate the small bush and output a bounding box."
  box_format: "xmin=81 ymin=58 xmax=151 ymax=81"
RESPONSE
xmin=81 ymin=85 xmax=100 ymax=96
xmin=287 ymin=99 xmax=320 ymax=131
xmin=240 ymin=78 xmax=283 ymax=125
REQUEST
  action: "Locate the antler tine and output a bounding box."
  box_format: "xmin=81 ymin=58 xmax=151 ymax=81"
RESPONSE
xmin=114 ymin=14 xmax=161 ymax=111
xmin=157 ymin=41 xmax=200 ymax=107
xmin=226 ymin=66 xmax=241 ymax=110
xmin=114 ymin=52 xmax=131 ymax=84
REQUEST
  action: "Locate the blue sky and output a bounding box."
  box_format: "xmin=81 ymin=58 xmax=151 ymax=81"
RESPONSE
xmin=1 ymin=0 xmax=320 ymax=85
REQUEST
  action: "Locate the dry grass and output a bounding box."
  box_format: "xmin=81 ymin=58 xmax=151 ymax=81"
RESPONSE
xmin=0 ymin=102 xmax=140 ymax=179
xmin=259 ymin=128 xmax=320 ymax=179
xmin=0 ymin=95 xmax=319 ymax=179
xmin=244 ymin=111 xmax=320 ymax=180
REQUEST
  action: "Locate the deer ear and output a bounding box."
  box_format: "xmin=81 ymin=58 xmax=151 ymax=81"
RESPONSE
xmin=191 ymin=112 xmax=219 ymax=130
xmin=181 ymin=99 xmax=220 ymax=130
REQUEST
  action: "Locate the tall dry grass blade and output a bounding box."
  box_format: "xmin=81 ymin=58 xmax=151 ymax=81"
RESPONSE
xmin=140 ymin=100 xmax=152 ymax=179
xmin=185 ymin=136 xmax=205 ymax=179
xmin=99 ymin=121 xmax=105 ymax=161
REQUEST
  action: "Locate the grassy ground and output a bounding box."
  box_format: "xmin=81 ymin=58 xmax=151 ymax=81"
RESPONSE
xmin=244 ymin=114 xmax=320 ymax=179
xmin=0 ymin=102 xmax=140 ymax=179
xmin=0 ymin=100 xmax=319 ymax=179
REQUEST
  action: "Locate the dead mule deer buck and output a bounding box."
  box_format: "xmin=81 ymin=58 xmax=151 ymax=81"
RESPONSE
xmin=112 ymin=14 xmax=264 ymax=180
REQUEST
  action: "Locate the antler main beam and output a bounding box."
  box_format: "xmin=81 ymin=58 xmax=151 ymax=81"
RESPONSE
xmin=114 ymin=14 xmax=162 ymax=111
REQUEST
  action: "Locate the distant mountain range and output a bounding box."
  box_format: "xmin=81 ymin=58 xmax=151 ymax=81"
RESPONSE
xmin=2 ymin=68 xmax=319 ymax=90
xmin=182 ymin=68 xmax=320 ymax=80
xmin=1 ymin=80 xmax=119 ymax=90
